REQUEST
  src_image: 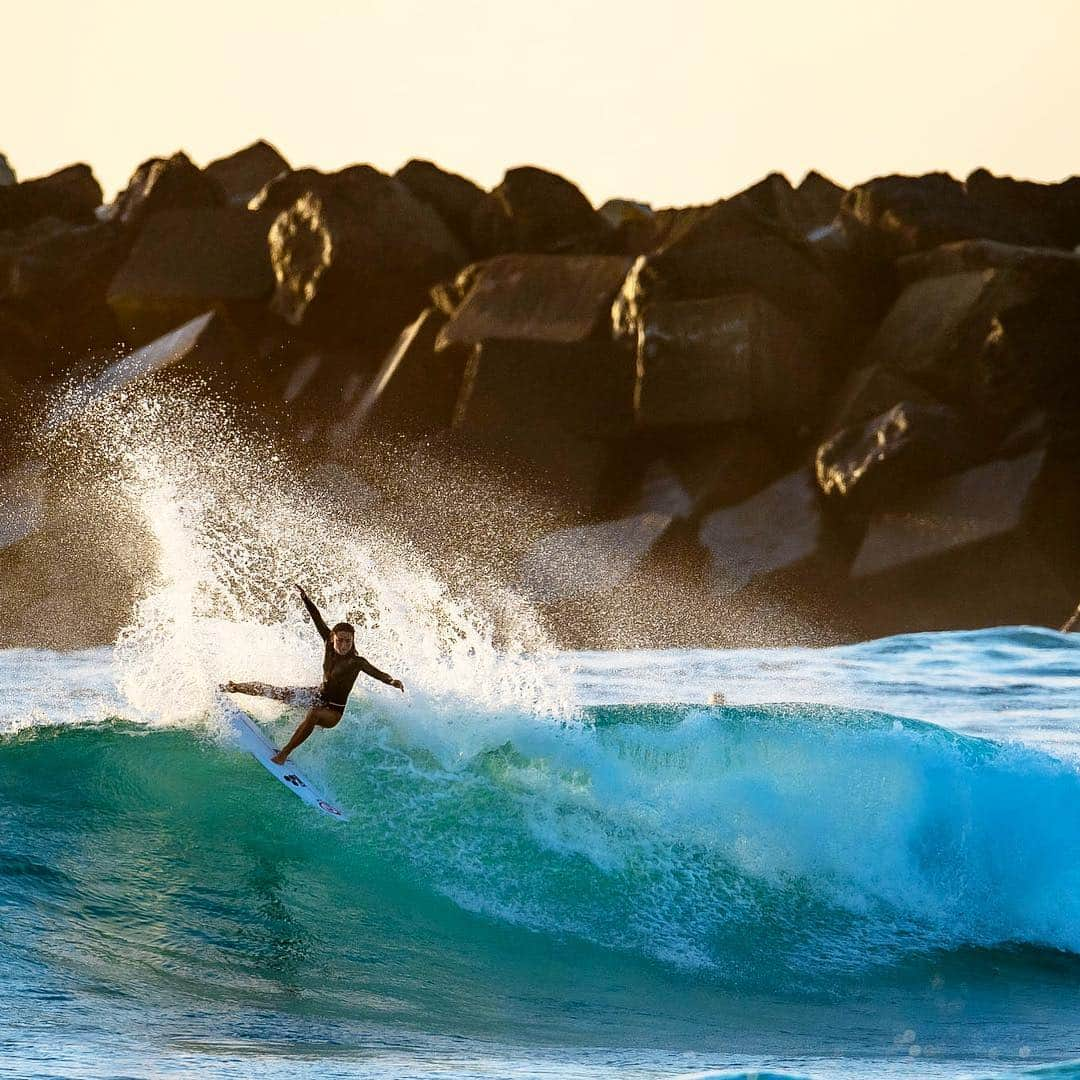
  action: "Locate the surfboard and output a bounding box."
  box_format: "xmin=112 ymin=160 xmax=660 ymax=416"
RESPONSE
xmin=218 ymin=694 xmax=349 ymax=821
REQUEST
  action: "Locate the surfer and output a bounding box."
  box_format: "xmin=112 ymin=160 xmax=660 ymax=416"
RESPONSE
xmin=222 ymin=584 xmax=404 ymax=764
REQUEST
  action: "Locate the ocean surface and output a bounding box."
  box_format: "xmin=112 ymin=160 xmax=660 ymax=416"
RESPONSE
xmin=3 ymin=627 xmax=1080 ymax=1080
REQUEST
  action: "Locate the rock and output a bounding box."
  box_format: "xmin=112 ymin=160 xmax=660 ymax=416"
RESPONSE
xmin=615 ymin=197 xmax=852 ymax=349
xmin=519 ymin=511 xmax=672 ymax=602
xmin=331 ymin=307 xmax=468 ymax=442
xmin=628 ymin=426 xmax=785 ymax=519
xmin=0 ymin=220 xmax=127 ymax=356
xmin=858 ymin=261 xmax=1080 ymax=438
xmin=840 ymin=172 xmax=1063 ymax=260
xmin=796 ymin=170 xmax=846 ymax=236
xmin=0 ymin=154 xmax=15 ymax=186
xmin=430 ymin=262 xmax=483 ymax=316
xmin=965 ymin=168 xmax=1080 ymax=250
xmin=635 ymin=294 xmax=820 ymax=429
xmin=815 ymin=401 xmax=976 ymax=508
xmin=395 ymin=159 xmax=497 ymax=254
xmin=107 ymin=206 xmax=274 ymax=343
xmin=204 ymin=140 xmax=290 ymax=205
xmin=851 ymin=449 xmax=1045 ymax=578
xmin=0 ymin=164 xmax=102 ymax=231
xmin=452 ymin=338 xmax=635 ymax=508
xmin=598 ymin=199 xmax=661 ymax=254
xmin=823 ymin=363 xmax=942 ymax=435
xmin=897 ymin=238 xmax=1080 ymax=284
xmin=107 ymin=152 xmax=225 ymax=229
xmin=697 ymin=468 xmax=833 ymax=593
xmin=436 ymin=254 xmax=632 ymax=349
xmin=268 ymin=166 xmax=468 ymax=346
xmin=487 ymin=166 xmax=612 ymax=253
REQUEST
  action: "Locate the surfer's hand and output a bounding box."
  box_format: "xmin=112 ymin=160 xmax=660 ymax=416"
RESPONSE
xmin=390 ymin=679 xmax=404 ymax=692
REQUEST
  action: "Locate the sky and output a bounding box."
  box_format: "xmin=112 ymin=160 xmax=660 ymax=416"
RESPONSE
xmin=5 ymin=0 xmax=1079 ymax=208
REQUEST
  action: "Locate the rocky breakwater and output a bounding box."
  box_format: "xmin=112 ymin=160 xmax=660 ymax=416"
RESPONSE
xmin=0 ymin=144 xmax=1078 ymax=648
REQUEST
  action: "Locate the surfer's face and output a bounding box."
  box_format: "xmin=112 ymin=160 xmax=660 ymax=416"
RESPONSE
xmin=331 ymin=631 xmax=354 ymax=655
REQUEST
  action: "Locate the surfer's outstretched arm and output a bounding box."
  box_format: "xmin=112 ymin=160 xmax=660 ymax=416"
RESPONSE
xmin=296 ymin=584 xmax=331 ymax=641
xmin=358 ymin=657 xmax=405 ymax=691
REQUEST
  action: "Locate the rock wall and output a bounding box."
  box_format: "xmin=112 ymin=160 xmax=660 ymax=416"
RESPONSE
xmin=1 ymin=143 xmax=1078 ymax=647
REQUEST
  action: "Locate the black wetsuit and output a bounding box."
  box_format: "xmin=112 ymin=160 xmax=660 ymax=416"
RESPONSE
xmin=300 ymin=592 xmax=395 ymax=712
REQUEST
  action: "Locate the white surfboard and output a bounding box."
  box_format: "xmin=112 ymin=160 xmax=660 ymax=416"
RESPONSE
xmin=218 ymin=694 xmax=349 ymax=821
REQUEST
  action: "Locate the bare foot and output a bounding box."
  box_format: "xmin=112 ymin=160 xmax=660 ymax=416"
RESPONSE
xmin=271 ymin=751 xmax=288 ymax=765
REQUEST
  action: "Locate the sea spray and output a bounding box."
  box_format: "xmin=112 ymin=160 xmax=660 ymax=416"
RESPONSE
xmin=38 ymin=382 xmax=570 ymax=729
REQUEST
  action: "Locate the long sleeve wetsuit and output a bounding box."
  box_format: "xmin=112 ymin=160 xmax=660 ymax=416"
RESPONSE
xmin=299 ymin=592 xmax=396 ymax=709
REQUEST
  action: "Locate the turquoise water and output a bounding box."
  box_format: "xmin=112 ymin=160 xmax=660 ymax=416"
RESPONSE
xmin=3 ymin=627 xmax=1080 ymax=1079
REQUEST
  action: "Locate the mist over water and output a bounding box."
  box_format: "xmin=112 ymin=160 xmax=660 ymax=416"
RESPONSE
xmin=4 ymin=386 xmax=1080 ymax=1078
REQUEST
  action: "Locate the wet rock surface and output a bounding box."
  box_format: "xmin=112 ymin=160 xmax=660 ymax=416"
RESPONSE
xmin=2 ymin=143 xmax=1079 ymax=647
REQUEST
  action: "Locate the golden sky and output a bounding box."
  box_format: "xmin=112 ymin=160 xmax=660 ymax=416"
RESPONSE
xmin=7 ymin=0 xmax=1078 ymax=207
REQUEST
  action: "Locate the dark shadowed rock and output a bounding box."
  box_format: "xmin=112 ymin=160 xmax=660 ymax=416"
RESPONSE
xmin=897 ymin=238 xmax=1080 ymax=284
xmin=823 ymin=363 xmax=942 ymax=435
xmin=840 ymin=172 xmax=1069 ymax=260
xmin=697 ymin=468 xmax=834 ymax=593
xmin=107 ymin=152 xmax=225 ymax=229
xmin=205 ymin=140 xmax=290 ymax=205
xmin=436 ymin=254 xmax=632 ymax=349
xmin=614 ymin=197 xmax=852 ymax=350
xmin=815 ymin=401 xmax=976 ymax=508
xmin=331 ymin=307 xmax=468 ymax=442
xmin=598 ymin=199 xmax=659 ymax=254
xmin=248 ymin=167 xmax=331 ymax=216
xmin=796 ymin=170 xmax=846 ymax=236
xmin=857 ymin=264 xmax=1080 ymax=431
xmin=965 ymin=168 xmax=1080 ymax=250
xmin=268 ymin=166 xmax=468 ymax=346
xmin=0 ymin=155 xmax=15 ymax=186
xmin=108 ymin=207 xmax=274 ymax=343
xmin=452 ymin=338 xmax=635 ymax=508
xmin=627 ymin=426 xmax=785 ymax=520
xmin=395 ymin=159 xmax=497 ymax=254
xmin=635 ymin=294 xmax=819 ymax=429
xmin=487 ymin=166 xmax=612 ymax=253
xmin=851 ymin=449 xmax=1045 ymax=578
xmin=0 ymin=164 xmax=102 ymax=231
xmin=1 ymin=220 xmax=127 ymax=356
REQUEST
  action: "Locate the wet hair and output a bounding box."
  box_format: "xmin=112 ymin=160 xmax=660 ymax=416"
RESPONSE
xmin=331 ymin=622 xmax=355 ymax=636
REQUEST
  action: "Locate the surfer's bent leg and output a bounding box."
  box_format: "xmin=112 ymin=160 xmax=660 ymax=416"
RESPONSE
xmin=270 ymin=706 xmax=341 ymax=765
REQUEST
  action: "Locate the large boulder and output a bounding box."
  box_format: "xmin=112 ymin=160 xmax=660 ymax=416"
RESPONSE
xmin=486 ymin=166 xmax=612 ymax=253
xmin=107 ymin=207 xmax=274 ymax=343
xmin=612 ymin=197 xmax=852 ymax=350
xmin=823 ymin=363 xmax=942 ymax=435
xmin=858 ymin=264 xmax=1080 ymax=433
xmin=697 ymin=468 xmax=836 ymax=593
xmin=268 ymin=166 xmax=468 ymax=346
xmin=395 ymin=159 xmax=500 ymax=255
xmin=965 ymin=168 xmax=1080 ymax=251
xmin=851 ymin=449 xmax=1047 ymax=580
xmin=106 ymin=152 xmax=225 ymax=229
xmin=204 ymin=140 xmax=290 ymax=205
xmin=815 ymin=401 xmax=977 ymax=509
xmin=897 ymin=238 xmax=1080 ymax=284
xmin=330 ymin=307 xmax=469 ymax=442
xmin=840 ymin=172 xmax=1074 ymax=260
xmin=795 ymin=170 xmax=846 ymax=236
xmin=436 ymin=254 xmax=633 ymax=349
xmin=0 ymin=164 xmax=102 ymax=231
xmin=634 ymin=293 xmax=820 ymax=430
xmin=1 ymin=220 xmax=128 ymax=356
xmin=452 ymin=338 xmax=635 ymax=509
